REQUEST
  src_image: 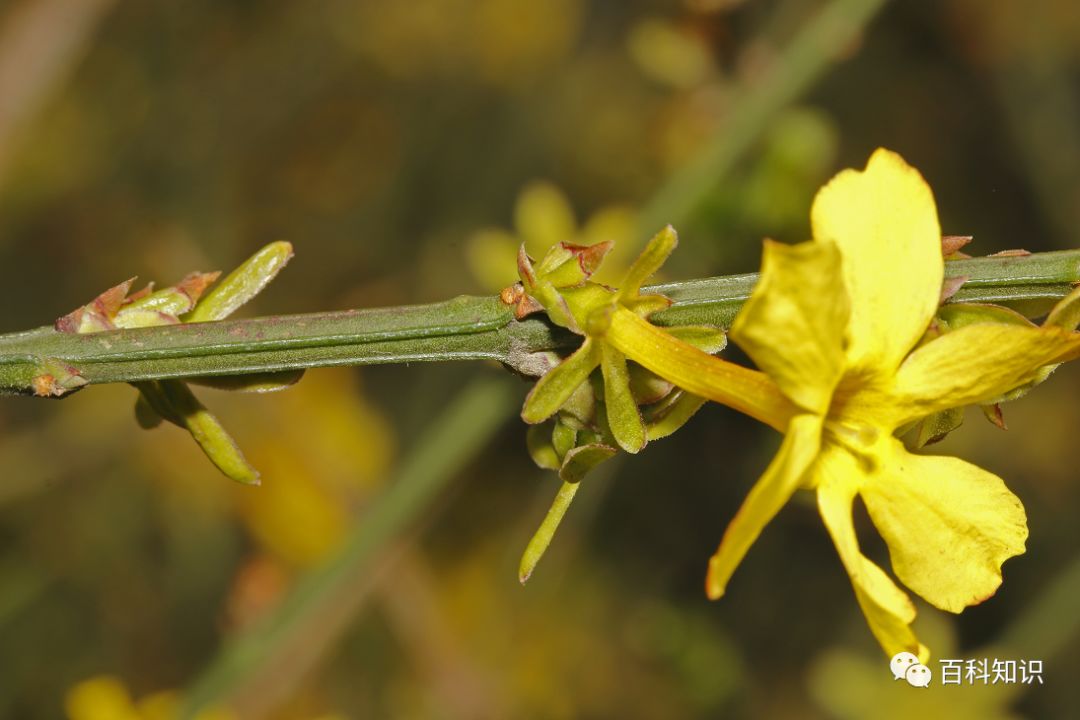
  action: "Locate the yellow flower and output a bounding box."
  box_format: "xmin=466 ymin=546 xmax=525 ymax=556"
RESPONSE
xmin=601 ymin=149 xmax=1080 ymax=659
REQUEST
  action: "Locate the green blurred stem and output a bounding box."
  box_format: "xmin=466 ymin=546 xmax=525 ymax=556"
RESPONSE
xmin=637 ymin=0 xmax=890 ymax=237
xmin=180 ymin=378 xmax=515 ymax=717
xmin=1 ymin=250 xmax=1079 ymax=396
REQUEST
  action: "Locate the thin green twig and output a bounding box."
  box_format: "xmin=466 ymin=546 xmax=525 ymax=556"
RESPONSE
xmin=179 ymin=377 xmax=516 ymax=718
xmin=637 ymin=0 xmax=890 ymax=237
xmin=1 ymin=250 xmax=1078 ymax=396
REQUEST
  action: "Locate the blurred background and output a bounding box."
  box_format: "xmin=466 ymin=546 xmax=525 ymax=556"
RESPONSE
xmin=1 ymin=0 xmax=1079 ymax=717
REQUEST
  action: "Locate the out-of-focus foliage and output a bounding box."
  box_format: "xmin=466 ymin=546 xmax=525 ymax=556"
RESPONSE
xmin=1 ymin=1 xmax=1079 ymax=718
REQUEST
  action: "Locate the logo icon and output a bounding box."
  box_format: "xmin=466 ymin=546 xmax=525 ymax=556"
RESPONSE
xmin=890 ymin=651 xmax=932 ymax=687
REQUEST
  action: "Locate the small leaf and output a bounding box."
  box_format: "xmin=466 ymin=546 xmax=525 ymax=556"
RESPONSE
xmin=186 ymin=369 xmax=306 ymax=393
xmin=619 ymin=225 xmax=677 ymax=300
xmin=1045 ymin=284 xmax=1080 ymax=331
xmin=30 ymin=357 xmax=87 ymax=397
xmin=937 ymin=303 xmax=1034 ymax=330
xmin=908 ymin=406 xmax=964 ymax=448
xmin=532 ymin=279 xmax=581 ymax=332
xmin=540 ymin=241 xmax=615 ymax=287
xmin=626 ymin=294 xmax=673 ymax=318
xmin=663 ymin=324 xmax=727 ymax=354
xmin=551 ymin=420 xmax=577 ymax=460
xmin=133 ymin=392 xmax=164 ymax=429
xmin=519 ymin=480 xmax=579 ymax=584
xmin=559 ymin=443 xmax=616 ymax=483
xmin=558 ymin=380 xmax=597 ymax=428
xmin=628 ymin=364 xmax=674 ymax=405
xmin=154 ymin=380 xmax=261 ymax=484
xmin=645 ymin=391 xmax=707 ymax=441
xmin=188 ymin=241 xmax=293 ymax=322
xmin=521 ymin=339 xmax=601 ymax=424
xmin=54 ymin=278 xmax=135 ymax=333
xmin=112 ymin=310 xmax=182 ymax=329
xmin=601 ymin=344 xmax=646 ymax=453
xmin=526 ymin=424 xmax=561 ymax=471
xmin=119 ymin=271 xmax=221 ymax=318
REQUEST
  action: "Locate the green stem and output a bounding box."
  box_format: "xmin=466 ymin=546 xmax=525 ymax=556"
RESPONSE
xmin=637 ymin=0 xmax=891 ymax=237
xmin=2 ymin=250 xmax=1079 ymax=396
xmin=179 ymin=378 xmax=515 ymax=717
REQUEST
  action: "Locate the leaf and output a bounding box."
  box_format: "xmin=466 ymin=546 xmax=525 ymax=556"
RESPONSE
xmin=133 ymin=392 xmax=164 ymax=429
xmin=519 ymin=481 xmax=579 ymax=584
xmin=521 ymin=339 xmax=601 ymax=424
xmin=146 ymin=380 xmax=261 ymax=485
xmin=186 ymin=370 xmax=306 ymax=393
xmin=525 ymin=424 xmax=560 ymax=471
xmin=187 ymin=242 xmax=293 ymax=322
xmin=1045 ymin=284 xmax=1080 ymax=331
xmin=559 ymin=443 xmax=616 ymax=484
xmin=619 ymin=225 xmax=677 ymax=300
xmin=551 ymin=420 xmax=577 ymax=460
xmin=907 ymin=406 xmax=965 ymax=449
xmin=600 ymin=344 xmax=646 ymax=453
xmin=645 ymin=391 xmax=707 ymax=441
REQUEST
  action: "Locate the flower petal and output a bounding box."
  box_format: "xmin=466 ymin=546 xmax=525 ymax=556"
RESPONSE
xmin=706 ymin=414 xmax=822 ymax=599
xmin=810 ymin=149 xmax=942 ymax=374
xmin=816 ymin=447 xmax=928 ymax=661
xmin=731 ymin=238 xmax=848 ymax=415
xmin=860 ymin=439 xmax=1028 ymax=613
xmin=889 ymin=323 xmax=1080 ymax=425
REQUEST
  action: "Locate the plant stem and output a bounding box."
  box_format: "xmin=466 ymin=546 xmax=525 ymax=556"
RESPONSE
xmin=637 ymin=0 xmax=890 ymax=238
xmin=179 ymin=377 xmax=516 ymax=717
xmin=2 ymin=250 xmax=1079 ymax=396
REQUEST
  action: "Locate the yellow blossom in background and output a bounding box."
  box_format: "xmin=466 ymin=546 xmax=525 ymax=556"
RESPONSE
xmin=466 ymin=181 xmax=638 ymax=292
xmin=64 ymin=676 xmax=233 ymax=720
xmin=233 ymin=368 xmax=395 ymax=568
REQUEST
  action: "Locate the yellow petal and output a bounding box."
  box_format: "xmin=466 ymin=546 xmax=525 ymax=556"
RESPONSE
xmin=860 ymin=439 xmax=1028 ymax=613
xmin=706 ymin=413 xmax=822 ymax=599
xmin=816 ymin=446 xmax=928 ymax=661
xmin=889 ymin=323 xmax=1080 ymax=425
xmin=810 ymin=148 xmax=941 ymax=374
xmin=731 ymin=238 xmax=848 ymax=415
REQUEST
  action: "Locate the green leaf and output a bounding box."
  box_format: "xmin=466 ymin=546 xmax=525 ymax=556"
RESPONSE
xmin=601 ymin=344 xmax=646 ymax=453
xmin=152 ymin=380 xmax=261 ymax=484
xmin=188 ymin=242 xmax=293 ymax=322
xmin=120 ymin=271 xmax=220 ymax=320
xmin=519 ymin=480 xmax=579 ymax=584
xmin=133 ymin=392 xmax=164 ymax=429
xmin=937 ymin=303 xmax=1034 ymax=330
xmin=559 ymin=443 xmax=616 ymax=484
xmin=907 ymin=406 xmax=965 ymax=449
xmin=663 ymin=324 xmax=728 ymax=354
xmin=551 ymin=420 xmax=577 ymax=460
xmin=186 ymin=369 xmax=306 ymax=393
xmin=628 ymin=364 xmax=674 ymax=405
xmin=1045 ymin=285 xmax=1080 ymax=331
xmin=526 ymin=424 xmax=561 ymax=471
xmin=645 ymin=391 xmax=707 ymax=441
xmin=521 ymin=339 xmax=601 ymax=424
xmin=619 ymin=225 xmax=678 ymax=300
